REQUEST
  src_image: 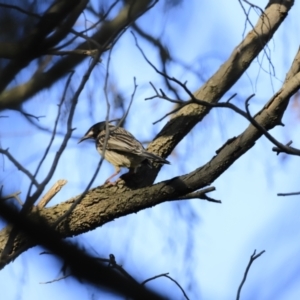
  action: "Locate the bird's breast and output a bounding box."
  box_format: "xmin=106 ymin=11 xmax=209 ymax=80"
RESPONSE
xmin=96 ymin=146 xmax=145 ymax=168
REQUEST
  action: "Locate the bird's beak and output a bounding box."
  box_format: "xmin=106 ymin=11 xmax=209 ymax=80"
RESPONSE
xmin=78 ymin=134 xmax=91 ymax=144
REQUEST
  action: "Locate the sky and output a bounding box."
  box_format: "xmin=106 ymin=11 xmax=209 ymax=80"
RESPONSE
xmin=1 ymin=0 xmax=300 ymax=299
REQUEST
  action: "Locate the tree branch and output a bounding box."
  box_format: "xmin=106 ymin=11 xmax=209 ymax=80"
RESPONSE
xmin=128 ymin=0 xmax=295 ymax=187
xmin=0 ymin=201 xmax=165 ymax=300
xmin=0 ymin=42 xmax=299 ymax=264
xmin=0 ymin=0 xmax=157 ymax=111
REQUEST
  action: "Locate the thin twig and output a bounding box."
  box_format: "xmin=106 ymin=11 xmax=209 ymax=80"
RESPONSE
xmin=0 ymin=148 xmax=39 ymax=187
xmin=114 ymin=76 xmax=138 ymax=130
xmin=142 ymin=272 xmax=189 ymax=300
xmin=277 ymin=191 xmax=300 ymax=197
xmin=272 ymin=141 xmax=293 ymax=155
xmin=40 ymin=274 xmax=71 ymax=284
xmin=135 ymin=36 xmax=300 ymax=156
xmin=52 ymin=0 xmax=118 ymax=52
xmin=21 ymin=112 xmax=45 ymax=121
xmin=238 ymin=0 xmax=275 ymax=80
xmin=24 ymin=71 xmax=74 ymax=208
xmin=1 ymin=191 xmax=23 ymax=206
xmin=132 ymin=31 xmax=195 ymax=102
xmin=141 ymin=272 xmax=169 ymax=285
xmin=2 ymin=68 xmax=88 ymax=256
xmin=0 ymin=3 xmax=41 ymax=18
xmin=48 ymin=49 xmax=102 ymax=59
xmin=132 ymin=22 xmax=181 ymax=101
xmin=54 ymin=15 xmax=138 ymax=226
xmin=176 ymin=187 xmax=221 ymax=203
xmin=164 ymin=274 xmax=189 ymax=300
xmin=236 ymin=250 xmax=265 ymax=300
xmin=56 ymin=80 xmax=138 ymax=226
xmin=53 ymin=159 xmax=103 ymax=226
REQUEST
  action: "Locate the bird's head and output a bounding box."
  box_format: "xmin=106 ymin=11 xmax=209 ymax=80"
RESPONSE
xmin=78 ymin=120 xmax=119 ymax=143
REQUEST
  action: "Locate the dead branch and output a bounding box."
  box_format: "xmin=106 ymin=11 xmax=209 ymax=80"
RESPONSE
xmin=37 ymin=180 xmax=67 ymax=208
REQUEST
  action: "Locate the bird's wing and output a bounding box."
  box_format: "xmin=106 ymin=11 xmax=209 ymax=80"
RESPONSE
xmin=98 ymin=126 xmax=144 ymax=155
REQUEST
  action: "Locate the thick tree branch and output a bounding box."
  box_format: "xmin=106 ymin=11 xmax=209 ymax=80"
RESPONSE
xmin=131 ymin=0 xmax=294 ymax=187
xmin=0 ymin=201 xmax=165 ymax=300
xmin=0 ymin=0 xmax=86 ymax=90
xmin=0 ymin=0 xmax=157 ymax=111
xmin=0 ymin=1 xmax=300 ymax=268
xmin=0 ymin=55 xmax=298 ymax=265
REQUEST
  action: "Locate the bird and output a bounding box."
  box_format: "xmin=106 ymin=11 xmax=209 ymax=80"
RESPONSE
xmin=78 ymin=120 xmax=170 ymax=184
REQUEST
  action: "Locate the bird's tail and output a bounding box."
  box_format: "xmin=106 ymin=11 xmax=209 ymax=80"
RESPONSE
xmin=142 ymin=151 xmax=170 ymax=165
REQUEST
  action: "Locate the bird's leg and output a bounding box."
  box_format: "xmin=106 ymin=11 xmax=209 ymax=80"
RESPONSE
xmin=104 ymin=167 xmax=121 ymax=184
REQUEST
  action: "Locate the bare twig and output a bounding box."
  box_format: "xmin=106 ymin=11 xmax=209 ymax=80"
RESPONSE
xmin=132 ymin=31 xmax=195 ymax=102
xmin=54 ymin=22 xmax=140 ymax=226
xmin=25 ymin=71 xmax=74 ymax=208
xmin=116 ymin=77 xmax=138 ymax=128
xmin=277 ymin=191 xmax=300 ymax=197
xmin=40 ymin=274 xmax=71 ymax=284
xmin=70 ymin=28 xmax=103 ymax=53
xmin=0 ymin=3 xmax=41 ymax=18
xmin=50 ymin=0 xmax=119 ymax=52
xmin=238 ymin=0 xmax=275 ymax=81
xmin=133 ymin=30 xmax=300 ymax=157
xmin=236 ymin=250 xmax=265 ymax=300
xmin=1 ymin=191 xmax=23 ymax=206
xmin=53 ymin=159 xmax=103 ymax=227
xmin=176 ymin=187 xmax=221 ymax=203
xmin=25 ymin=38 xmax=102 ymax=212
xmin=132 ymin=23 xmax=181 ymax=101
xmin=48 ymin=49 xmax=102 ymax=59
xmin=140 ymin=42 xmax=300 ymax=157
xmin=37 ymin=180 xmax=67 ymax=208
xmin=141 ymin=272 xmax=169 ymax=285
xmin=152 ymin=105 xmax=184 ymax=125
xmin=53 ymin=30 xmax=117 ymax=227
xmin=0 ymin=148 xmax=39 ymax=187
xmin=21 ymin=112 xmax=45 ymax=121
xmin=272 ymin=141 xmax=293 ymax=155
xmin=164 ymin=274 xmax=189 ymax=300
xmin=1 ymin=41 xmax=103 ymax=263
xmin=57 ymin=81 xmax=138 ymax=226
xmin=142 ymin=272 xmax=189 ymax=300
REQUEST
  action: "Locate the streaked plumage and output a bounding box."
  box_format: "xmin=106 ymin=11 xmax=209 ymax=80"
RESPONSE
xmin=78 ymin=121 xmax=170 ymax=183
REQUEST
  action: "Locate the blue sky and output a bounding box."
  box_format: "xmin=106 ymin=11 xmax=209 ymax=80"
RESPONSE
xmin=1 ymin=0 xmax=300 ymax=299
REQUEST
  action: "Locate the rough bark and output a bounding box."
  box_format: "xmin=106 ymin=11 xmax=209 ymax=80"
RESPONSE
xmin=0 ymin=0 xmax=297 ymax=271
